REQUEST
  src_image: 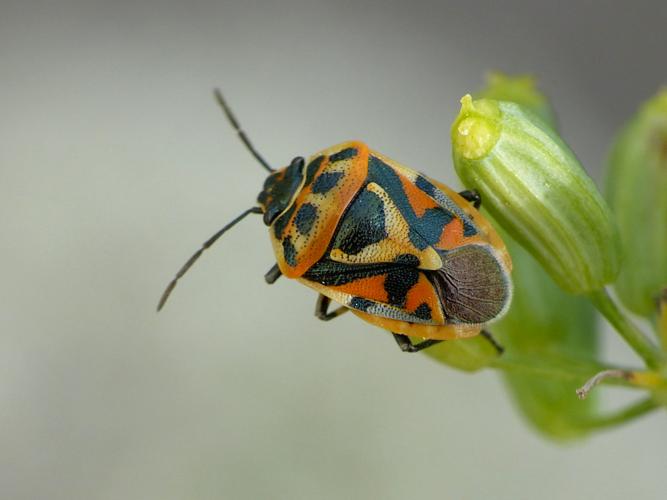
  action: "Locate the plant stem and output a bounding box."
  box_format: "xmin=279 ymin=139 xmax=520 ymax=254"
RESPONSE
xmin=490 ymin=354 xmax=653 ymax=390
xmin=588 ymin=288 xmax=663 ymax=369
xmin=578 ymin=397 xmax=661 ymax=430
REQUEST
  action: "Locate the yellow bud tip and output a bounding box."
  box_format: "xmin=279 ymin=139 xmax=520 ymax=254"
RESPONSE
xmin=453 ymin=95 xmax=501 ymax=160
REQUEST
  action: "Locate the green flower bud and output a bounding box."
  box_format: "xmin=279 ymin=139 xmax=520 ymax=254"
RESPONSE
xmin=474 ymin=72 xmax=557 ymax=128
xmin=467 ymin=76 xmax=598 ymax=438
xmin=451 ymin=95 xmax=621 ymax=294
xmin=606 ymin=89 xmax=667 ymax=317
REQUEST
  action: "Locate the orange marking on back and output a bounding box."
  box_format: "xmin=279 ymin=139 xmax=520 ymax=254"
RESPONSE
xmin=398 ymin=175 xmax=439 ymax=217
xmin=436 ymin=217 xmax=464 ymax=250
xmin=331 ymin=275 xmax=389 ymax=304
xmin=404 ymin=275 xmax=444 ymax=323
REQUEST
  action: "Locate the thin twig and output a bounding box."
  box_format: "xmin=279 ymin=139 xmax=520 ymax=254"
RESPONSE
xmin=576 ymin=369 xmax=632 ymax=399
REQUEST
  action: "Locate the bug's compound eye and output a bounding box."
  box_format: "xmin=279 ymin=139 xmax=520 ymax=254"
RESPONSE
xmin=263 ymin=204 xmax=282 ymax=225
xmin=288 ymin=156 xmax=305 ymax=171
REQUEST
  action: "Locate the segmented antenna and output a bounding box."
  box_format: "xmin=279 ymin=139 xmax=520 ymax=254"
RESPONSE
xmin=157 ymin=206 xmax=262 ymax=311
xmin=213 ymin=89 xmax=274 ymax=173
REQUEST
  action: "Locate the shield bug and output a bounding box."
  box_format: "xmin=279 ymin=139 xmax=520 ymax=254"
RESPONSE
xmin=158 ymin=91 xmax=513 ymax=352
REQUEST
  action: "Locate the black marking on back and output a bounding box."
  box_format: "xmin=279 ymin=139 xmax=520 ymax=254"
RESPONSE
xmin=384 ymin=267 xmax=420 ymax=307
xmin=312 ymin=171 xmax=344 ymax=194
xmin=332 ymin=188 xmax=387 ymax=255
xmin=419 ymin=207 xmax=454 ymax=244
xmin=282 ymin=236 xmax=297 ymax=267
xmin=350 ymin=296 xmax=373 ymax=312
xmin=417 ymin=172 xmax=478 ymax=237
xmin=303 ymin=259 xmax=398 ymax=286
xmin=273 ymin=203 xmax=296 ymax=239
xmin=414 ymin=303 xmax=432 ymax=320
xmin=408 ymin=227 xmax=429 ymax=251
xmin=329 ymin=147 xmax=358 ymax=163
xmin=463 ymin=221 xmax=477 ymax=237
xmin=368 ymin=156 xmax=478 ymax=242
xmin=394 ymin=254 xmax=420 ymax=266
xmin=295 ymin=203 xmax=318 ymax=235
xmin=304 ymin=156 xmax=325 ymax=187
xmin=415 ymin=175 xmax=437 ymax=197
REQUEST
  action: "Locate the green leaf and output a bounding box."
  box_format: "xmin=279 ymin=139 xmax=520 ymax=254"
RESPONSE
xmin=424 ymin=334 xmax=501 ymax=372
xmin=495 ymin=233 xmax=599 ymax=440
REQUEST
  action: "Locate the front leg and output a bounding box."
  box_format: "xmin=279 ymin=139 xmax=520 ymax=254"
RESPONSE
xmin=264 ymin=263 xmax=282 ymax=284
xmin=315 ymin=294 xmax=348 ymax=321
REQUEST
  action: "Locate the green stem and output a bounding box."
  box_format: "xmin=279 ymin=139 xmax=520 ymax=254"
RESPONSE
xmin=578 ymin=397 xmax=661 ymax=430
xmin=588 ymin=288 xmax=663 ymax=369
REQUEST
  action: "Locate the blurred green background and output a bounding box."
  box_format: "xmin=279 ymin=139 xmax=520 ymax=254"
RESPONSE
xmin=2 ymin=1 xmax=666 ymax=498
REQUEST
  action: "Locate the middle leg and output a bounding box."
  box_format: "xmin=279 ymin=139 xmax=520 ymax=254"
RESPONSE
xmin=392 ymin=333 xmax=443 ymax=353
xmin=315 ymin=294 xmax=348 ymax=321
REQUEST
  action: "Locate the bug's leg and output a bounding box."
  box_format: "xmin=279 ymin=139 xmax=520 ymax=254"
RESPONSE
xmin=315 ymin=294 xmax=348 ymax=321
xmin=480 ymin=330 xmax=504 ymax=354
xmin=264 ymin=263 xmax=282 ymax=284
xmin=392 ymin=333 xmax=443 ymax=353
xmin=458 ymin=189 xmax=482 ymax=209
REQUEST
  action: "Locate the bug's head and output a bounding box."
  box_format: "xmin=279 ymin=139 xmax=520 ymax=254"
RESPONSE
xmin=257 ymin=156 xmax=304 ymax=226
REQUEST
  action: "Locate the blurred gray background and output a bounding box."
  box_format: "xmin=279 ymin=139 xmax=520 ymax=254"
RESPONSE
xmin=2 ymin=1 xmax=666 ymax=499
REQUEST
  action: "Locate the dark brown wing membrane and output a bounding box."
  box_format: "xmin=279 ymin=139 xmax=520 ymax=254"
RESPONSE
xmin=429 ymin=245 xmax=511 ymax=324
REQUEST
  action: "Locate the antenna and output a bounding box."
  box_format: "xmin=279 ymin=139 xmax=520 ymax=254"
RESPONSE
xmin=213 ymin=89 xmax=274 ymax=173
xmin=157 ymin=206 xmax=262 ymax=311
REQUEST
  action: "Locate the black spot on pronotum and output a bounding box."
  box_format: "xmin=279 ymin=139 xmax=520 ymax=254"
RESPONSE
xmin=333 ymin=188 xmax=388 ymax=255
xmin=312 ymin=172 xmax=344 ymax=194
xmin=329 ymin=147 xmax=357 ymax=163
xmin=304 ymin=156 xmax=325 ymax=187
xmin=295 ymin=203 xmax=318 ymax=235
xmin=414 ymin=303 xmax=432 ymax=320
xmin=350 ymin=296 xmax=374 ymax=312
xmin=384 ymin=267 xmax=420 ymax=307
xmin=282 ymin=236 xmax=297 ymax=267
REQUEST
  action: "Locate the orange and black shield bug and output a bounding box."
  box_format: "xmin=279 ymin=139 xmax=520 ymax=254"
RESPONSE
xmin=158 ymin=91 xmax=513 ymax=353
